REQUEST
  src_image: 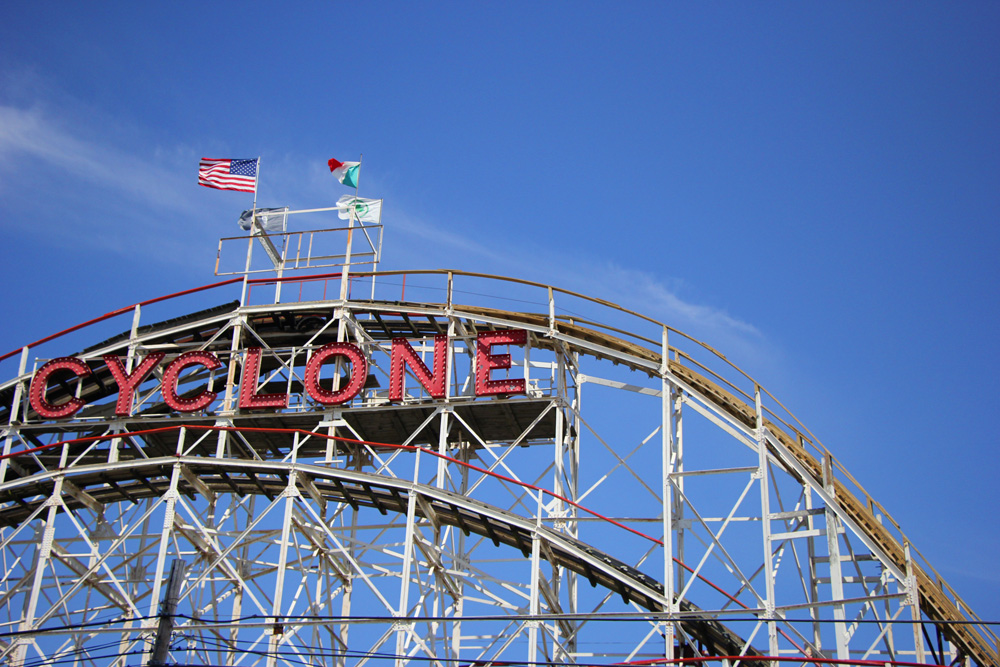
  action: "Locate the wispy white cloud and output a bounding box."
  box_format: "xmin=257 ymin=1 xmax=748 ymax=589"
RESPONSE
xmin=386 ymin=207 xmax=515 ymax=267
xmin=384 ymin=208 xmax=770 ymax=366
xmin=0 ymin=99 xmax=252 ymax=277
xmin=0 ymin=104 xmax=201 ymax=214
xmin=596 ymin=264 xmax=761 ymax=337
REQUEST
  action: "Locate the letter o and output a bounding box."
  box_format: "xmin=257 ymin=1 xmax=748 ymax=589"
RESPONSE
xmin=161 ymin=351 xmax=222 ymax=413
xmin=305 ymin=343 xmax=367 ymax=405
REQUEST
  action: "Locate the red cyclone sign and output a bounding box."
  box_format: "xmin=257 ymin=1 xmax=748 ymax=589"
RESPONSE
xmin=28 ymin=329 xmax=527 ymax=420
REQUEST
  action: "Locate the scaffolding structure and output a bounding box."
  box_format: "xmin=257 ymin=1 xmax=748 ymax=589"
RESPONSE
xmin=0 ymin=209 xmax=995 ymax=667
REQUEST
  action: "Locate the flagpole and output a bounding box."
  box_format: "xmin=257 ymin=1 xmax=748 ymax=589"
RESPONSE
xmin=355 ymin=153 xmax=362 ymax=198
xmin=241 ymin=157 xmax=262 ymax=306
xmin=354 ymin=155 xmax=381 ymax=300
xmin=249 ymin=156 xmax=262 ymax=237
xmin=250 ymin=157 xmax=261 ymax=230
xmin=339 ymin=153 xmax=361 ymax=303
xmin=335 ymin=153 xmax=361 ymax=394
xmin=351 ymin=153 xmax=378 ymax=301
xmin=371 ymin=198 xmax=382 ymax=300
xmin=252 ymin=157 xmax=260 ymax=212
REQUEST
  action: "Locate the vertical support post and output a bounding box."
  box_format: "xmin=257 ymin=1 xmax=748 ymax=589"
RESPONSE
xmin=0 ymin=431 xmax=13 ymax=489
xmin=370 ymin=223 xmax=383 ymax=300
xmin=660 ymin=327 xmax=676 ymax=661
xmin=337 ymin=517 xmax=355 ymax=667
xmin=325 ymin=412 xmax=348 ymax=465
xmin=755 ymin=385 xmax=779 ymax=662
xmin=549 ymin=357 xmax=566 ymax=662
xmin=274 ymin=223 xmax=290 ymax=305
xmin=905 ymin=541 xmax=927 ymax=664
xmin=267 ymin=474 xmax=298 ymax=667
xmin=547 ymin=287 xmax=556 ymax=335
xmin=436 ymin=409 xmax=451 ymax=489
xmin=10 ymin=477 xmax=63 ymax=667
xmin=149 ymin=559 xmax=187 ymax=666
xmin=451 ymin=443 xmax=470 ymax=662
xmin=110 ymin=305 xmax=143 ymax=464
xmin=822 ymin=451 xmax=849 ymax=661
xmin=882 ymin=568 xmax=896 ymax=660
xmin=214 ymin=423 xmax=229 ymax=459
xmin=553 ymin=371 xmax=566 ymax=515
xmin=528 ymin=490 xmax=544 ymax=667
xmin=569 ymin=348 xmax=581 ymax=502
xmin=126 ymin=304 xmax=143 ymax=372
xmin=446 ymin=272 xmax=453 ymax=311
xmin=672 ymin=349 xmax=685 ymax=594
xmin=0 ymin=347 xmax=30 ymax=485
xmin=147 ymin=465 xmax=181 ymax=616
xmin=804 ymin=473 xmax=822 ymax=653
xmin=240 ymin=234 xmax=254 ymax=305
xmin=339 ymin=199 xmax=358 ymax=303
xmin=568 ymin=348 xmax=580 ymax=652
xmin=395 ymin=451 xmax=421 ymax=667
xmin=331 ymin=303 xmax=351 ymax=407
xmin=437 ymin=318 xmax=456 ymax=488
xmin=337 ymin=432 xmax=364 ymax=667
xmin=523 ymin=333 xmax=531 ymax=395
xmin=222 ymin=313 xmax=246 ymax=415
xmin=142 ymin=463 xmax=182 ymax=665
xmin=228 ymin=499 xmax=248 ymax=667
xmin=555 ymin=342 xmax=567 ymax=530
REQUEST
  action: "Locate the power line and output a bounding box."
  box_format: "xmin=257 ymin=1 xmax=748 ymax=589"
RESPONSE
xmin=6 ymin=609 xmax=997 ymax=643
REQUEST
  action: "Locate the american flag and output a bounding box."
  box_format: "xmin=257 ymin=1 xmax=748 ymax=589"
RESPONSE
xmin=198 ymin=158 xmax=258 ymax=193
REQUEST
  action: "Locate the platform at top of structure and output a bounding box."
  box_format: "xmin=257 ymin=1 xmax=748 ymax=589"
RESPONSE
xmin=215 ymin=205 xmax=383 ymax=278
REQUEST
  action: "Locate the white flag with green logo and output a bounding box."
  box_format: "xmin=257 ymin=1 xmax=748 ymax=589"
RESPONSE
xmin=336 ymin=195 xmax=382 ymax=223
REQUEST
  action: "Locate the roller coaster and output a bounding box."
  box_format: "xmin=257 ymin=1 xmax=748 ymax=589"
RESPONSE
xmin=0 ymin=211 xmax=995 ymax=667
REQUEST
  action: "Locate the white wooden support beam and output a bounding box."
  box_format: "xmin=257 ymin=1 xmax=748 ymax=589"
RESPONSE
xmin=770 ymin=528 xmax=827 ymax=541
xmin=50 ymin=542 xmax=129 ymax=609
xmin=289 ymin=506 xmax=349 ymax=579
xmin=171 ymin=515 xmax=213 ymax=557
xmin=267 ymin=475 xmax=299 ymax=667
xmin=180 ymin=464 xmax=216 ymax=504
xmin=411 ymin=529 xmax=463 ymax=602
xmin=135 ymin=466 xmax=194 ymax=666
xmin=822 ymin=452 xmax=849 ymax=661
xmin=661 ymin=325 xmax=677 ymax=663
xmin=905 ymin=541 xmax=927 ymax=664
xmin=548 ymin=286 xmax=557 ymax=336
xmin=395 ymin=454 xmax=421 ymax=667
xmin=755 ymin=385 xmax=780 ymax=661
xmin=528 ymin=491 xmax=543 ymax=667
xmin=436 ymin=407 xmax=451 ymax=489
xmin=670 ymin=344 xmax=686 ymax=597
xmin=578 ymin=373 xmax=662 ymax=396
xmin=414 ymin=492 xmax=440 ymax=530
xmin=62 ymin=479 xmax=102 ymax=514
xmin=221 ymin=315 xmax=246 ymax=414
xmin=6 ymin=477 xmax=63 ymax=666
xmin=1 ymin=348 xmax=30 ymax=485
xmin=297 ymin=472 xmax=326 ymax=513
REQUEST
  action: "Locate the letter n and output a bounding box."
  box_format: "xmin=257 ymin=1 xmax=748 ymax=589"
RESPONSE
xmin=389 ymin=335 xmax=448 ymax=401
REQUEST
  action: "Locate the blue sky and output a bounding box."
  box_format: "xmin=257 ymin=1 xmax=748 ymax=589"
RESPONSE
xmin=1 ymin=2 xmax=998 ymax=625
